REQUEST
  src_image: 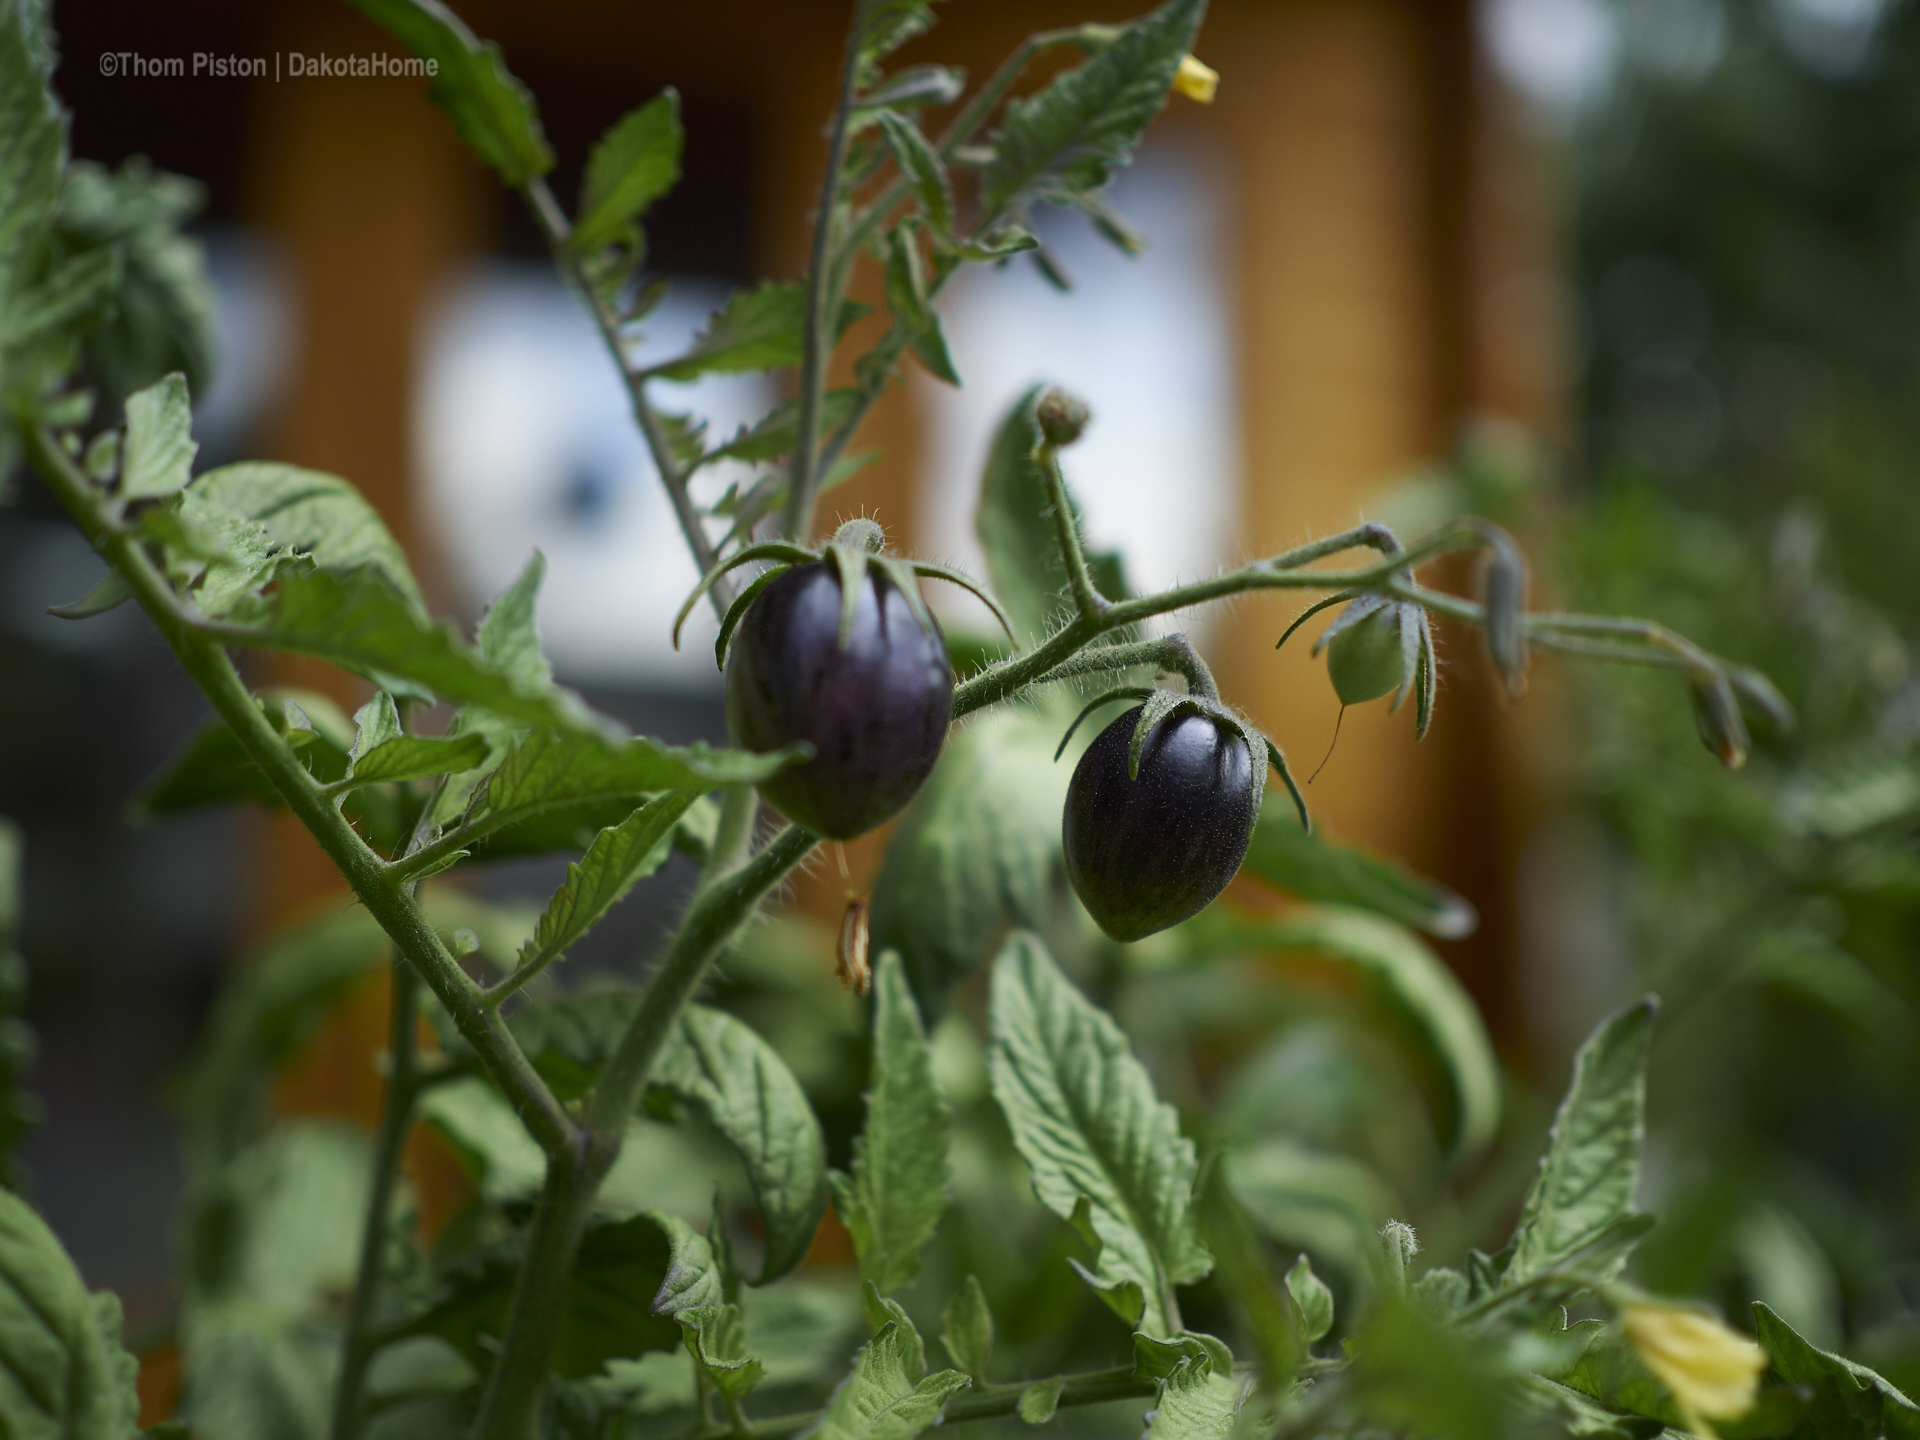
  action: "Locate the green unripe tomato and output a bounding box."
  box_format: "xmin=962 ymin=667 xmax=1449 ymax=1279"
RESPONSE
xmin=1326 ymin=604 xmax=1410 ymax=706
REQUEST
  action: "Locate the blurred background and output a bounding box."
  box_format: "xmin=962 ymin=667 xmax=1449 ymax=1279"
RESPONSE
xmin=4 ymin=0 xmax=1919 ymax=1408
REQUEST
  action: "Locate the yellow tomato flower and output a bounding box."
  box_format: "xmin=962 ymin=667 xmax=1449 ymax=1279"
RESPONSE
xmin=1173 ymin=55 xmax=1218 ymax=104
xmin=1621 ymin=1300 xmax=1767 ymax=1438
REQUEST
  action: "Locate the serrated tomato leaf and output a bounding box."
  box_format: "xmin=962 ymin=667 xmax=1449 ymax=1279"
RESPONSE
xmin=1505 ymin=999 xmax=1657 ymax=1287
xmin=343 ymin=0 xmax=553 ymax=184
xmin=987 ymin=932 xmax=1210 ymax=1338
xmin=832 ymin=951 xmax=949 ymax=1294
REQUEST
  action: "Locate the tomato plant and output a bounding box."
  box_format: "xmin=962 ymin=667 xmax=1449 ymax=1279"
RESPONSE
xmin=0 ymin=1 xmax=1890 ymax=1439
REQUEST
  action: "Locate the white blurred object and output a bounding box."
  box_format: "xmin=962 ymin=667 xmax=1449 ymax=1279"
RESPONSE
xmin=1771 ymin=0 xmax=1888 ymax=76
xmin=1480 ymin=0 xmax=1621 ymax=115
xmin=415 ymin=265 xmax=772 ymax=689
xmin=915 ymin=138 xmax=1238 ymax=637
xmin=195 ymin=228 xmax=296 ymax=459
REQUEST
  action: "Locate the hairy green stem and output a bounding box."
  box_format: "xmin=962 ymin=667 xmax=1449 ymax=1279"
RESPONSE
xmin=950 ymin=522 xmax=1486 ymax=719
xmin=695 ymin=785 xmax=760 ymax=899
xmin=330 ymin=958 xmax=420 ymax=1440
xmin=469 ymin=1151 xmax=604 ymax=1439
xmin=1032 ymin=633 xmax=1217 ymax=699
xmin=586 ymin=823 xmax=819 ymax=1143
xmin=523 ymin=177 xmax=732 ymax=617
xmin=784 ymin=1 xmax=868 ymax=541
xmin=470 ymin=823 xmax=818 ymax=1440
xmin=1039 ymin=444 xmax=1109 ymax=621
xmin=24 ymin=428 xmax=577 ymax=1160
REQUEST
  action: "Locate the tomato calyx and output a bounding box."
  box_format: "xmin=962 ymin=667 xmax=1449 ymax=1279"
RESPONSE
xmin=1054 ymin=680 xmax=1309 ymax=835
xmin=673 ymin=518 xmax=1016 ymax=669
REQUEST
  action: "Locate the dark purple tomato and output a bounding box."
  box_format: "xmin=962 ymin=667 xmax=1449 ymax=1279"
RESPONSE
xmin=1063 ymin=704 xmax=1258 ymax=941
xmin=725 ymin=561 xmax=952 ymax=839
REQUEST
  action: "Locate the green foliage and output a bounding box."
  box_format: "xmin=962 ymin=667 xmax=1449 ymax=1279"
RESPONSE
xmin=0 ymin=1177 xmax=140 ymax=1437
xmin=573 ymin=89 xmax=682 ymax=255
xmin=2 ymin=1 xmax=1845 ymax=1436
xmin=344 ymin=0 xmax=552 ymax=184
xmin=53 ymin=158 xmax=217 ymax=406
xmin=940 ymin=1275 xmax=993 ymax=1379
xmin=869 ymin=709 xmax=1070 ymax=1013
xmin=1505 ymin=1000 xmax=1655 ymax=1287
xmin=988 ymin=932 xmax=1210 ymax=1337
xmin=830 ymin=951 xmax=950 ymax=1294
xmin=981 ymin=0 xmax=1202 ymax=217
xmin=512 ymin=792 xmax=698 ymax=977
xmin=1239 ymin=807 xmax=1476 ymax=938
xmin=652 ymin=1005 xmax=830 ymax=1284
xmin=806 ymin=1322 xmax=970 ymax=1440
xmin=1191 ymin=907 xmax=1500 ymax=1158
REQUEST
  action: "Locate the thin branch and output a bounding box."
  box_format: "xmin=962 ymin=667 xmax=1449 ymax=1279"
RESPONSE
xmin=784 ymin=1 xmax=869 ymax=541
xmin=471 ymin=823 xmax=820 ymax=1440
xmin=522 ymin=177 xmax=733 ymax=617
xmin=330 ymin=957 xmax=420 ymax=1440
xmin=24 ymin=427 xmax=577 ymax=1159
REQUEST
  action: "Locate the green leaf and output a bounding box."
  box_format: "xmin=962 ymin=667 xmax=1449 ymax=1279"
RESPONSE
xmin=882 ymin=227 xmax=959 ymax=386
xmin=1751 ymin=1302 xmax=1920 ymax=1439
xmin=0 ymin=1186 xmax=140 ymax=1436
xmin=54 ymin=158 xmax=218 ymax=406
xmin=1143 ymin=1358 xmax=1239 ymax=1440
xmin=346 ymin=728 xmax=491 ymax=788
xmin=1505 ymin=999 xmax=1656 ymax=1287
xmin=862 ymin=1282 xmax=927 ymax=1383
xmin=679 ymin=1304 xmax=765 ymax=1400
xmin=803 ymin=1322 xmax=971 ymax=1440
xmin=1018 ymin=1377 xmax=1063 ymax=1424
xmin=941 ymin=1275 xmax=992 ymax=1380
xmin=574 ymin=89 xmax=683 ymax=254
xmin=412 ymin=1211 xmax=681 ymax=1379
xmin=6 ymin=245 xmax=116 ymax=356
xmin=425 ymin=552 xmax=552 ymax=829
xmin=516 ymin=792 xmax=699 ymax=974
xmin=1225 ymin=1139 xmax=1392 ymax=1297
xmin=1133 ymin=1332 xmax=1226 ymax=1382
xmin=121 ymin=370 xmax=196 ymax=499
xmin=233 ymin=562 xmax=611 ymax=736
xmin=1286 ymin=1256 xmax=1334 ymax=1343
xmin=987 ymin=932 xmax=1210 ymax=1338
xmin=702 ymin=387 xmax=860 ymax=468
xmin=858 ymin=1 xmax=945 ymax=82
xmin=649 ymin=282 xmax=870 ymax=382
xmin=832 ymin=951 xmax=950 ymax=1294
xmin=47 ymin=567 xmax=131 ymax=619
xmin=655 ymin=1005 xmax=830 ymax=1284
xmin=651 ymin=1213 xmax=727 ymax=1318
xmin=1204 ymin=908 xmax=1500 ymax=1158
xmin=132 ymin=689 xmax=355 ymax=820
xmin=877 ymin=112 xmax=953 ymax=235
xmin=1240 ymin=809 xmax=1476 ymax=939
xmin=342 ymin=0 xmax=553 ymax=183
xmin=185 ymin=461 xmax=426 ymax=611
xmin=0 ymin=0 xmax=63 ymax=321
xmin=870 ymin=710 xmax=1071 ymax=1016
xmin=981 ymin=0 xmax=1203 ymax=217
xmin=417 ymin=1075 xmax=545 ymax=1201
xmin=482 ymin=728 xmax=807 ymax=826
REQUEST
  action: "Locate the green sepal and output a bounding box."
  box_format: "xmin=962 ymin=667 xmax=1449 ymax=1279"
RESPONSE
xmin=1052 ymin=687 xmax=1154 ymax=762
xmin=671 ymin=540 xmax=815 ymax=650
xmin=714 ymin=565 xmax=786 ymax=670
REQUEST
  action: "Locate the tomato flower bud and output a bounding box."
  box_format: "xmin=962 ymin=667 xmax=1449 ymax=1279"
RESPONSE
xmin=1173 ymin=55 xmax=1218 ymax=103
